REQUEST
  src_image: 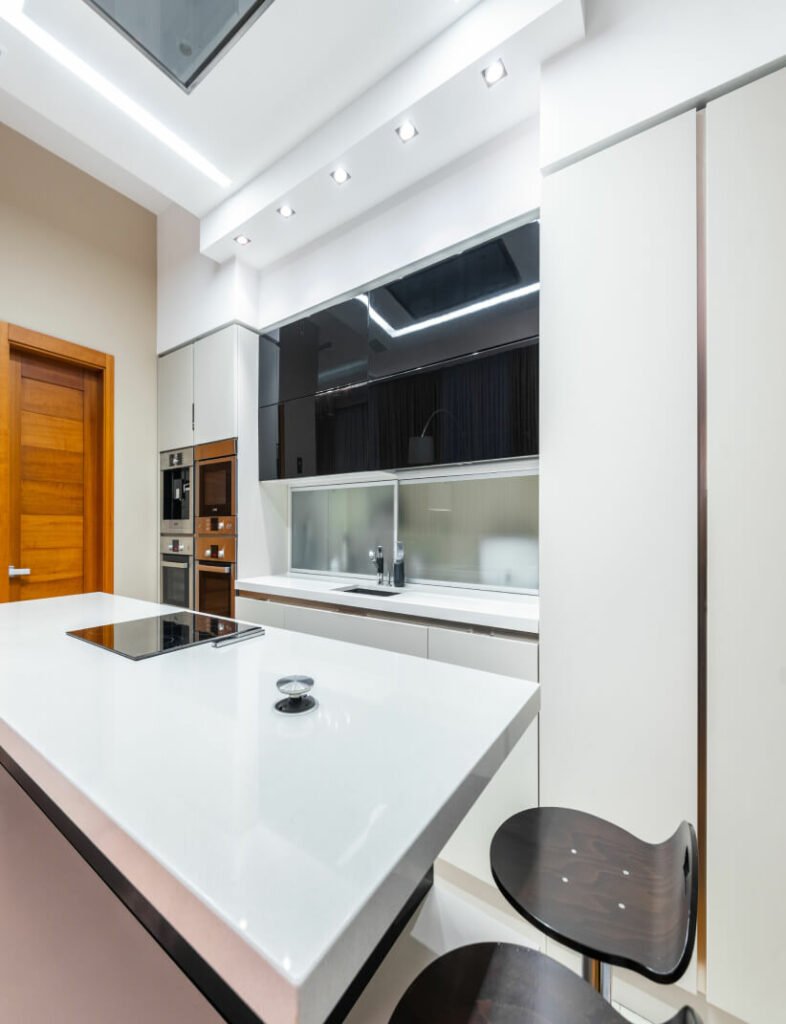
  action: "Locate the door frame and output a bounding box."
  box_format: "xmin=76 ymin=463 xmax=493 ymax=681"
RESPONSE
xmin=0 ymin=322 xmax=114 ymax=603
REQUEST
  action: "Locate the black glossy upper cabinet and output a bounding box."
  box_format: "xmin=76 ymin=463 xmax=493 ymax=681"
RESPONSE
xmin=260 ymin=297 xmax=369 ymax=406
xmin=366 ymin=220 xmax=539 ymax=378
xmin=258 ymin=219 xmax=539 ymax=481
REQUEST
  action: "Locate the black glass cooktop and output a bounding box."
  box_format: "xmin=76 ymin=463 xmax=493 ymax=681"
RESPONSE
xmin=67 ymin=611 xmax=264 ymax=661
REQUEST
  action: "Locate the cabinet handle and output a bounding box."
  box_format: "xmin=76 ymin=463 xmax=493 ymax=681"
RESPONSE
xmin=199 ymin=565 xmax=231 ymax=575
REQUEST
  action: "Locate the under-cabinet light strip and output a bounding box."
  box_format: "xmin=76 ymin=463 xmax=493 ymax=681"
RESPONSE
xmin=0 ymin=1 xmax=231 ymax=188
xmin=355 ymin=282 xmax=540 ymax=338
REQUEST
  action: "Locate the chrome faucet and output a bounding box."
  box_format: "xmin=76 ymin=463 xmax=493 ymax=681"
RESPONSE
xmin=369 ymin=545 xmax=384 ymax=585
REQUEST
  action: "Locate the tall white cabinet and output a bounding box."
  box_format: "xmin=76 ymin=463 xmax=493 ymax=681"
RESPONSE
xmin=539 ymin=113 xmax=699 ymax=989
xmin=705 ymin=69 xmax=786 ymax=1024
xmin=540 ymin=111 xmax=698 ymax=837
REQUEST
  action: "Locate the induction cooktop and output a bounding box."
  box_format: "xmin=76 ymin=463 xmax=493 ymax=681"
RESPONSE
xmin=67 ymin=611 xmax=264 ymax=661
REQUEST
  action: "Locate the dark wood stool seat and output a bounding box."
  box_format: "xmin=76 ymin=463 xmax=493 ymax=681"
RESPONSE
xmin=490 ymin=808 xmax=699 ymax=984
xmin=389 ymin=943 xmax=701 ymax=1024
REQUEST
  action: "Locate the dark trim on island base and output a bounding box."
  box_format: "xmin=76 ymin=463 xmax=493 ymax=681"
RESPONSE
xmin=0 ymin=747 xmax=433 ymax=1024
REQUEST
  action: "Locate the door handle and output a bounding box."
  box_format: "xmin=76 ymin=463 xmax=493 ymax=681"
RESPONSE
xmin=8 ymin=566 xmax=31 ymax=577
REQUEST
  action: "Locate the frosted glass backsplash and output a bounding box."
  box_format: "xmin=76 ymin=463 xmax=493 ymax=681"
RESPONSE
xmin=290 ymin=472 xmax=538 ymax=592
xmin=291 ymin=485 xmax=395 ymax=575
xmin=398 ymin=476 xmax=538 ymax=590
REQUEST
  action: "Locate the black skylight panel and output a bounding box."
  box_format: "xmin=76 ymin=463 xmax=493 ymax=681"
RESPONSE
xmin=83 ymin=0 xmax=277 ymax=92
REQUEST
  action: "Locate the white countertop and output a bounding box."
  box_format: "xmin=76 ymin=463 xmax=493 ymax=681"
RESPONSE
xmin=235 ymin=573 xmax=540 ymax=634
xmin=0 ymin=594 xmax=539 ymax=1024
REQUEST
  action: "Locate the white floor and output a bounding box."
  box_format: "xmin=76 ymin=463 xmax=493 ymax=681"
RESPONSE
xmin=344 ymin=875 xmax=651 ymax=1024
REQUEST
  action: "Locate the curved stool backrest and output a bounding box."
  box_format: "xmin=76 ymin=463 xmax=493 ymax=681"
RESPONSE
xmin=490 ymin=808 xmax=699 ymax=984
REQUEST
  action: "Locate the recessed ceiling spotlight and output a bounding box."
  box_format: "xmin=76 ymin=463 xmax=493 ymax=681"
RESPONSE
xmin=396 ymin=120 xmax=418 ymax=143
xmin=482 ymin=58 xmax=508 ymax=87
xmin=331 ymin=167 xmax=351 ymax=185
xmin=234 ymin=234 xmax=252 ymax=246
xmin=278 ymin=205 xmax=295 ymax=218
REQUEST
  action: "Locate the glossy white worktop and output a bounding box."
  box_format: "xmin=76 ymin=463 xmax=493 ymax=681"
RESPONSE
xmin=0 ymin=594 xmax=539 ymax=1024
xmin=235 ymin=573 xmax=539 ymax=634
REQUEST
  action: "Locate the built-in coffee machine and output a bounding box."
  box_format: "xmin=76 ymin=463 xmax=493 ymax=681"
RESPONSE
xmin=160 ymin=447 xmax=194 ymax=609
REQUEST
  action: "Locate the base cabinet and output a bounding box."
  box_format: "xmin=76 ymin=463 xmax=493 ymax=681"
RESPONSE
xmin=281 ymin=604 xmax=429 ymax=657
xmin=235 ymin=595 xmax=287 ymax=629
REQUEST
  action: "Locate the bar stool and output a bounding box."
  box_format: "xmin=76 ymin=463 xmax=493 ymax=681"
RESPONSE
xmin=489 ymin=808 xmax=699 ymax=999
xmin=389 ymin=942 xmax=700 ymax=1024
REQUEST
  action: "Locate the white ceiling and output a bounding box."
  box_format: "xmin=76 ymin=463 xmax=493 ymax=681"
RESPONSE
xmin=0 ymin=0 xmax=585 ymax=268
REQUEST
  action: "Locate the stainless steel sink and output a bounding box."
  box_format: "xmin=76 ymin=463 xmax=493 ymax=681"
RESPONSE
xmin=337 ymin=586 xmax=400 ymax=597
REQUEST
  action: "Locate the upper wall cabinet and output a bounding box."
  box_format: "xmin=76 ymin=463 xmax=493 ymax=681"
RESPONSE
xmin=193 ymin=326 xmax=238 ymax=446
xmin=258 ymin=221 xmax=539 ymax=480
xmin=158 ymin=326 xmax=239 ymax=453
xmin=367 ymin=221 xmax=539 ymax=379
xmin=157 ymin=343 xmax=194 ymax=452
xmin=272 ymin=298 xmax=369 ymax=403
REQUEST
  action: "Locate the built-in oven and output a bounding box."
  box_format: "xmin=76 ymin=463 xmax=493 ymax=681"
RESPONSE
xmin=195 ymin=439 xmax=236 ymax=519
xmin=161 ymin=447 xmax=194 ymax=535
xmin=196 ymin=556 xmax=235 ymax=618
xmin=160 ymin=536 xmax=194 ymax=610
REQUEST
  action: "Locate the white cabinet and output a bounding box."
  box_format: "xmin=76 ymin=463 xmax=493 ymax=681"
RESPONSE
xmin=705 ymin=69 xmax=786 ymax=1024
xmin=194 ymin=326 xmax=238 ymax=446
xmin=158 ymin=326 xmax=240 ymax=453
xmin=430 ymin=626 xmax=539 ymax=907
xmin=282 ymin=604 xmax=429 ymax=657
xmin=428 ymin=627 xmax=538 ymax=681
xmin=540 ymin=113 xmax=698 ymax=992
xmin=157 ymin=344 xmax=194 ymax=452
xmin=235 ymin=595 xmax=286 ymax=629
xmin=539 ymin=112 xmax=698 ymax=835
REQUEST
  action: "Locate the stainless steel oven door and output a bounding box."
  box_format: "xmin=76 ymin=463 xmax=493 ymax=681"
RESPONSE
xmin=160 ymin=536 xmax=194 ymax=609
xmin=161 ymin=448 xmax=194 ymax=534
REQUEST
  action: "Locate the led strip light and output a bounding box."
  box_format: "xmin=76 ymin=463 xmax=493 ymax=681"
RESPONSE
xmin=0 ymin=0 xmax=231 ymax=187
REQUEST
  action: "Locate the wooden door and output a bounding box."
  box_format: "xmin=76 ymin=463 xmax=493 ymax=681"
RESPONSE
xmin=1 ymin=323 xmax=114 ymax=603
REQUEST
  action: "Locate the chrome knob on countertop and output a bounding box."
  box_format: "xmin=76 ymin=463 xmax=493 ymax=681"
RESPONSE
xmin=275 ymin=675 xmax=317 ymax=715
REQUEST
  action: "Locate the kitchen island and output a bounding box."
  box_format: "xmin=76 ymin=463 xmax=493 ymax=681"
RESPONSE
xmin=0 ymin=593 xmax=539 ymax=1024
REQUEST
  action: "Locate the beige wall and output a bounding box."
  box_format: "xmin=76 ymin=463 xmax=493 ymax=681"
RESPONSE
xmin=0 ymin=123 xmax=157 ymax=600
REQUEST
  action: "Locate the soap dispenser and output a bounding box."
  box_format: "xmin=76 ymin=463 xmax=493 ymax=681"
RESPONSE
xmin=393 ymin=542 xmax=406 ymax=588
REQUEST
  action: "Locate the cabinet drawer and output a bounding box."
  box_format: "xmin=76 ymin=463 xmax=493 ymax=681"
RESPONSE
xmin=428 ymin=626 xmax=538 ymax=682
xmin=282 ymin=604 xmax=428 ymax=657
xmin=235 ymin=596 xmax=286 ymax=629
